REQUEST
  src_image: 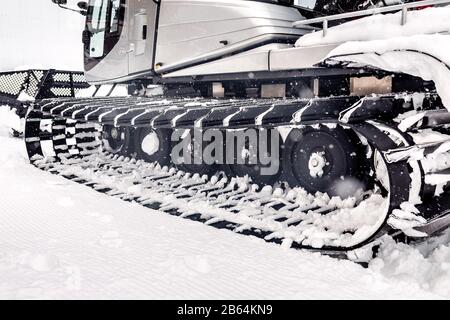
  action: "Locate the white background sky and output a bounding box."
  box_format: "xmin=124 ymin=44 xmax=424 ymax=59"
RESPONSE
xmin=0 ymin=0 xmax=85 ymax=71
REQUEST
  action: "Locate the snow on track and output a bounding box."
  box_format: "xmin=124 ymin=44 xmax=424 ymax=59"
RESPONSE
xmin=296 ymin=5 xmax=450 ymax=110
xmin=0 ymin=120 xmax=449 ymax=298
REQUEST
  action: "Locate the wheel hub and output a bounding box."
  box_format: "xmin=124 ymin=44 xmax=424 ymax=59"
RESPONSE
xmin=308 ymin=151 xmax=327 ymax=178
xmin=110 ymin=127 xmax=119 ymax=140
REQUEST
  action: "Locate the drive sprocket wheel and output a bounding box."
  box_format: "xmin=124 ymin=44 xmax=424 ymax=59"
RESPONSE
xmin=102 ymin=125 xmax=129 ymax=154
xmin=283 ymin=125 xmax=369 ymax=197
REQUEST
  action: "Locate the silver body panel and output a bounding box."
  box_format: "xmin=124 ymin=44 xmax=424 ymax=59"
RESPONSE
xmin=155 ymin=0 xmax=305 ymax=73
xmin=163 ymin=43 xmax=340 ymax=78
xmin=128 ymin=0 xmax=158 ymax=75
xmin=164 ymin=43 xmax=290 ymax=77
xmin=84 ymin=0 xmax=339 ymax=84
xmin=269 ymin=44 xmax=339 ymax=71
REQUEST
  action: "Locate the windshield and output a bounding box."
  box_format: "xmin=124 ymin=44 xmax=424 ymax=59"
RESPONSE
xmin=86 ymin=0 xmax=124 ymax=59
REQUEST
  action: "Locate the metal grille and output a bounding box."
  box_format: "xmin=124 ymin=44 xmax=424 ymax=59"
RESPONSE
xmin=0 ymin=72 xmax=29 ymax=97
xmin=26 ymin=70 xmax=45 ymax=98
xmin=0 ymin=69 xmax=91 ymax=100
xmin=53 ymin=73 xmax=71 ymax=82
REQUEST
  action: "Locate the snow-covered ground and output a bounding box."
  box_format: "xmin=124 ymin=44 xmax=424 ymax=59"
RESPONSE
xmin=0 ymin=107 xmax=449 ymax=299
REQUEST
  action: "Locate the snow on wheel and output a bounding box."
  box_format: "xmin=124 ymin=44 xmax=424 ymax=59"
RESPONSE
xmin=134 ymin=128 xmax=172 ymax=166
xmin=282 ymin=125 xmax=368 ymax=198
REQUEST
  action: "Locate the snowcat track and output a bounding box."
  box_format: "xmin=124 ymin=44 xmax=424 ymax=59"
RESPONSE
xmin=31 ymin=151 xmax=390 ymax=253
xmin=23 ymin=94 xmax=450 ymax=252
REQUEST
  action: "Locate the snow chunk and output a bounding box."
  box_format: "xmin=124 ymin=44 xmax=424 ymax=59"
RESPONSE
xmin=295 ymin=5 xmax=450 ymax=110
xmin=371 ymin=232 xmax=450 ymax=298
xmin=325 ymin=34 xmax=450 ymax=111
xmin=17 ymin=91 xmax=35 ymax=102
xmin=184 ymin=255 xmax=212 ymax=274
xmin=0 ymin=106 xmax=23 ymax=136
xmin=398 ymin=112 xmax=426 ymax=132
xmin=141 ymin=132 xmax=160 ymax=156
xmin=308 ymin=151 xmax=326 ymax=178
xmin=56 ymin=197 xmax=75 ymax=208
xmin=410 ymin=129 xmax=450 ymax=145
xmin=296 ymin=6 xmax=450 ymax=47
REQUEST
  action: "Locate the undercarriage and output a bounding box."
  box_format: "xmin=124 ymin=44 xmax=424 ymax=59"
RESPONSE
xmin=22 ymin=88 xmax=450 ymax=252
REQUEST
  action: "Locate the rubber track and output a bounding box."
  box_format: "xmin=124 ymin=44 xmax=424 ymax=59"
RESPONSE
xmin=31 ymin=151 xmax=378 ymax=254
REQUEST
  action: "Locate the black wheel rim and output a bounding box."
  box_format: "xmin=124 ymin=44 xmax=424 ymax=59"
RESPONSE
xmin=284 ymin=125 xmax=368 ymax=197
xmin=102 ymin=125 xmax=127 ymax=154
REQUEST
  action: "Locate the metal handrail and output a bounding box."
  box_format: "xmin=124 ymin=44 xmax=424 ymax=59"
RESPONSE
xmin=293 ymin=0 xmax=450 ymax=36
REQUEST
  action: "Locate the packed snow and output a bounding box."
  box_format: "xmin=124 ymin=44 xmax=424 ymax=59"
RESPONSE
xmin=1 ymin=116 xmax=450 ymax=299
xmin=0 ymin=107 xmax=23 ymax=136
xmin=295 ymin=6 xmax=450 ymax=47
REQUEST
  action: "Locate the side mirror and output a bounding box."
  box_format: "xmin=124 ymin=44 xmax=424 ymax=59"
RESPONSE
xmin=52 ymin=0 xmax=88 ymax=16
xmin=77 ymin=1 xmax=88 ymax=11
